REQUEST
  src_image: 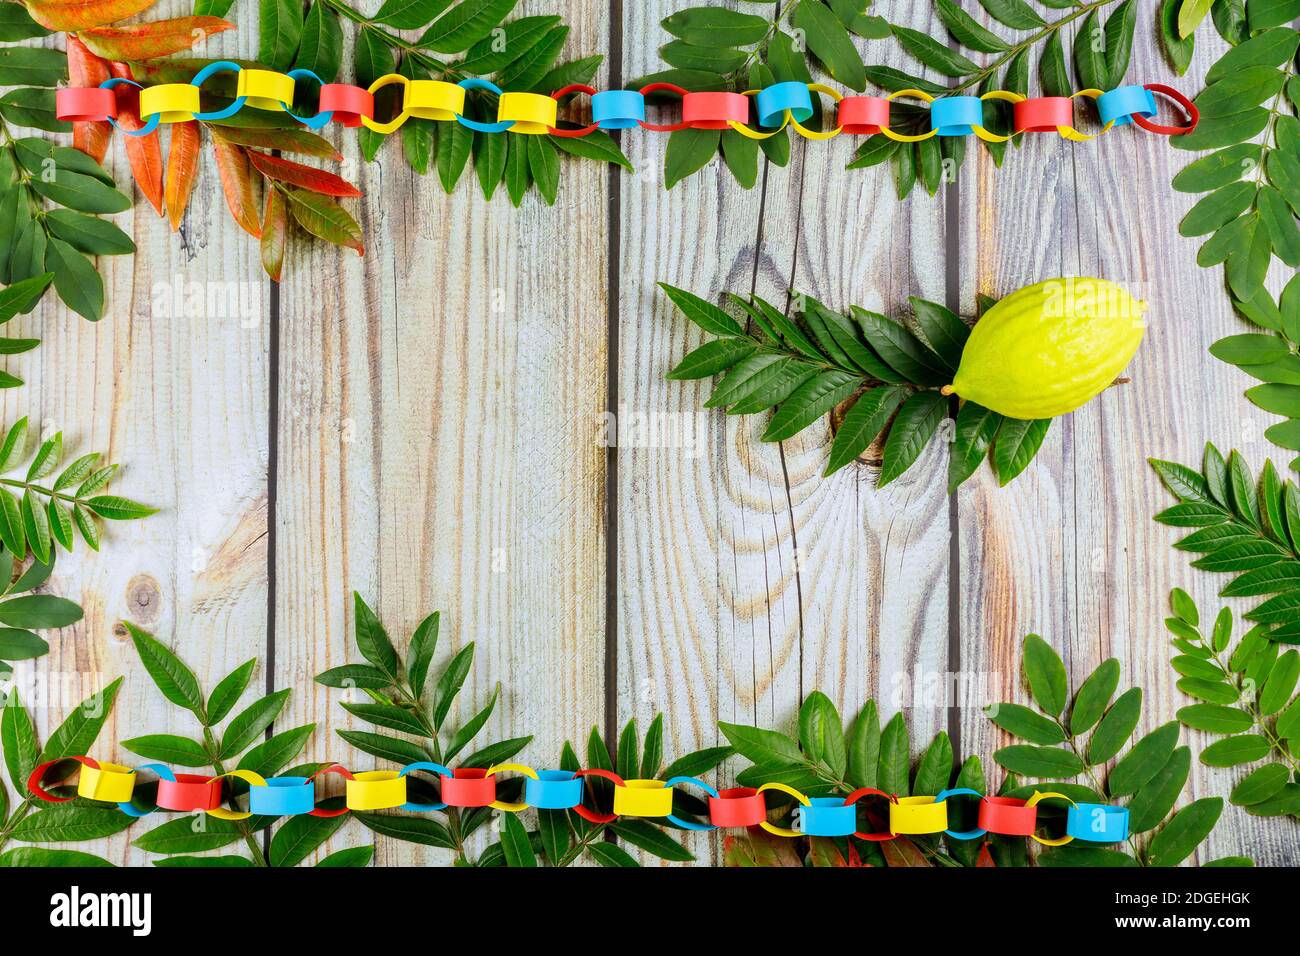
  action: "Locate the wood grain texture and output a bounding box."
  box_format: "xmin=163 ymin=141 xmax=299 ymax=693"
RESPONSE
xmin=0 ymin=0 xmax=268 ymax=865
xmin=274 ymin=1 xmax=609 ymax=865
xmin=1 ymin=0 xmax=1294 ymax=870
xmin=617 ymin=1 xmax=953 ymax=867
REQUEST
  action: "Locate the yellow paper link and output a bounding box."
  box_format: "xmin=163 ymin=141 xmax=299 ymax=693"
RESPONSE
xmin=880 ymin=89 xmax=936 ymax=142
xmin=361 ymin=75 xmax=410 ymax=134
xmin=791 ymin=83 xmax=844 ymax=141
xmin=726 ymin=88 xmax=789 ymax=141
xmin=346 ymin=769 xmax=408 ymax=811
xmin=612 ymin=779 xmax=674 ymax=817
xmin=972 ymin=90 xmax=1025 ymax=143
xmin=139 ymin=83 xmax=200 ymax=124
xmin=407 ymin=80 xmax=465 ymax=122
xmin=1059 ymin=89 xmax=1115 ymax=142
xmin=756 ymin=782 xmax=810 ymax=838
xmin=485 ymin=763 xmax=539 ymax=812
xmin=1025 ymin=790 xmax=1077 ymax=846
xmin=236 ymin=69 xmax=296 ymax=111
xmin=498 ymin=92 xmax=558 ymax=134
xmin=890 ymin=795 xmax=949 ymax=835
xmin=77 ymin=762 xmax=136 ymax=803
xmin=205 ymin=769 xmax=269 ymax=821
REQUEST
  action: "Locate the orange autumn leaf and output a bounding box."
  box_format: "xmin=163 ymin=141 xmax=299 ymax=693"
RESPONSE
xmin=976 ymin=843 xmax=996 ymax=867
xmin=260 ymin=187 xmax=287 ymax=282
xmin=67 ymin=35 xmax=111 ymax=163
xmin=879 ymin=836 xmax=932 ymax=867
xmin=164 ymin=120 xmax=199 ymax=231
xmin=79 ymin=16 xmax=235 ymax=61
xmin=211 ymin=139 xmax=260 ymax=239
xmin=245 ymin=150 xmax=361 ymax=197
xmin=108 ymin=61 xmax=162 ymax=216
xmin=23 ymin=0 xmax=158 ymax=31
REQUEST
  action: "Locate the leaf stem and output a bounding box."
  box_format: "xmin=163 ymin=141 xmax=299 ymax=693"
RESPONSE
xmin=201 ymin=725 xmax=268 ymax=867
xmin=948 ymin=0 xmax=1125 ymax=95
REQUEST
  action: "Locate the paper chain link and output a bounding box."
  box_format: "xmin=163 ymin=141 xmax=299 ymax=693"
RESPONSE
xmin=28 ymin=755 xmax=1131 ymax=845
xmin=55 ymin=66 xmax=1198 ymax=143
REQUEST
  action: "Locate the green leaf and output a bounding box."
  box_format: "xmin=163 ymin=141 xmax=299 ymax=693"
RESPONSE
xmin=659 ymin=283 xmax=743 ymax=338
xmin=798 ymin=691 xmax=845 ymax=777
xmin=663 ymin=128 xmax=720 ymax=189
xmin=1258 ymin=649 xmax=1300 ymax=713
xmin=0 ymin=594 xmax=81 ymax=629
xmin=237 ymin=724 xmax=315 ymax=776
xmin=661 ymin=8 xmax=769 ymax=46
xmin=1160 ymin=0 xmax=1196 ymax=74
xmin=991 ymin=417 xmax=1050 ymax=485
xmin=878 ymin=391 xmax=947 ymax=487
xmin=846 ymin=700 xmax=880 ymax=789
xmin=220 ymin=689 xmax=290 ymax=759
xmin=795 ymin=1 xmax=869 ymax=90
xmin=259 ymin=0 xmax=304 ymax=72
xmin=1109 ymin=722 xmax=1180 ymax=796
xmin=316 ymin=845 xmax=374 ymax=867
xmin=1200 ymin=734 xmax=1271 ymax=766
xmin=497 ymin=810 xmax=536 ymax=867
xmin=1 ymin=690 xmax=39 ymax=792
xmin=11 ymin=805 xmax=133 ymax=843
xmin=1070 ymin=658 xmax=1119 ymax=734
xmin=1147 ymin=797 xmax=1223 ymax=866
xmin=445 ymin=685 xmax=499 ymax=762
xmin=84 ymin=496 xmax=156 ymax=520
xmin=825 ymin=385 xmax=909 ymax=476
xmin=1177 ymin=703 xmax=1253 ymax=733
xmin=877 ymin=712 xmax=910 ymax=796
xmin=207 ymin=659 xmax=256 ymax=725
xmin=133 ymin=818 xmax=247 ymax=855
xmin=588 ymin=842 xmax=639 ymax=867
xmin=294 ymin=1 xmax=344 ymax=82
xmin=121 ymin=733 xmax=210 ymax=766
xmin=1206 ymin=27 xmax=1299 ymax=85
xmin=269 ymin=811 xmax=348 ymax=867
xmin=661 ymin=746 xmax=733 ymax=779
xmin=978 ymin=0 xmax=1044 ymax=30
xmin=352 ymin=593 xmax=400 ymax=681
xmin=984 ymin=702 xmax=1065 ymax=744
xmin=612 ymin=819 xmax=693 ymax=861
xmin=336 ymin=729 xmax=429 ymax=766
xmin=993 ymin=744 xmax=1084 ymax=778
xmin=0 ymin=847 xmax=113 ymax=866
xmin=126 ymin=622 xmax=204 ymax=715
xmin=1087 ymin=687 xmax=1142 ymax=764
xmin=44 ymin=238 xmax=102 ymax=321
xmin=1021 ymin=633 xmax=1068 ymax=716
xmin=947 ymin=401 xmax=1002 ymax=491
xmin=1230 ymin=762 xmax=1290 ymax=805
xmin=718 ymin=722 xmax=802 ymax=768
xmin=314 ymin=663 xmax=392 ymax=689
xmin=1128 ymin=746 xmax=1191 ymax=833
xmin=0 ymin=47 xmax=65 ymax=87
xmin=356 ymin=811 xmax=457 ymax=848
xmin=935 ymin=0 xmax=1010 ymax=53
xmin=892 ymin=23 xmax=978 ymax=77
xmin=418 ymin=0 xmax=520 ymax=54
xmin=38 ymin=678 xmax=120 ymax=765
xmin=914 ymin=731 xmax=953 ymax=795
xmin=1102 ymin=0 xmax=1137 ymax=87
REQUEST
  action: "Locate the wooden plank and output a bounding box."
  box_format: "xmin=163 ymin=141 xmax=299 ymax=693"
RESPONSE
xmin=956 ymin=21 xmax=1293 ymax=863
xmin=274 ymin=1 xmax=610 ymax=865
xmin=0 ymin=0 xmax=269 ymax=865
xmin=616 ymin=1 xmax=952 ymax=866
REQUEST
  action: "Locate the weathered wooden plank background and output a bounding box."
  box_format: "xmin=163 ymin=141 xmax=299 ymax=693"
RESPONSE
xmin=4 ymin=0 xmax=1295 ymax=866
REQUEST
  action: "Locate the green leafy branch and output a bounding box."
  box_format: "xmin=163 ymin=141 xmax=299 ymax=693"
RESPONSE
xmin=985 ymin=634 xmax=1241 ymax=866
xmin=721 ymin=693 xmax=997 ymax=867
xmin=0 ymin=417 xmax=156 ymax=567
xmin=644 ymin=2 xmax=890 ymax=189
xmin=0 ymin=3 xmax=135 ymax=320
xmin=0 ymin=549 xmax=83 ymax=675
xmin=661 ymin=283 xmax=1053 ymax=489
xmin=1210 ymin=276 xmax=1300 ymax=472
xmin=1171 ymin=17 xmax=1300 ymax=307
xmin=1165 ymin=587 xmax=1300 ymax=820
xmin=1151 ymin=442 xmax=1300 ymax=643
xmin=0 ymin=679 xmax=128 ymax=866
xmin=864 ymin=0 xmax=1139 ymax=194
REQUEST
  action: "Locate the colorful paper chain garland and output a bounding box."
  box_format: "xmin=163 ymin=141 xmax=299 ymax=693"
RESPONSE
xmin=28 ymin=755 xmax=1130 ymax=844
xmin=55 ymin=65 xmax=1198 ymax=144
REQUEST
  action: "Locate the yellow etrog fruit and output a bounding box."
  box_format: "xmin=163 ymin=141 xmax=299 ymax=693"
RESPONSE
xmin=942 ymin=278 xmax=1147 ymax=419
